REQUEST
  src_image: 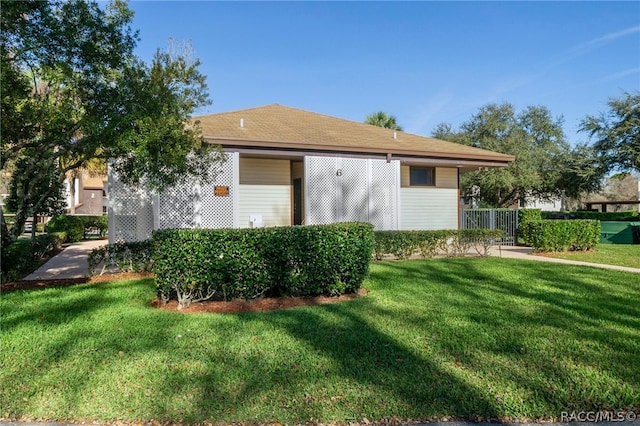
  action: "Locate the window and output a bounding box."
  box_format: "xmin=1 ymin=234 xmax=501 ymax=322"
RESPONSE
xmin=102 ymin=206 xmax=107 ymax=214
xmin=409 ymin=167 xmax=435 ymax=186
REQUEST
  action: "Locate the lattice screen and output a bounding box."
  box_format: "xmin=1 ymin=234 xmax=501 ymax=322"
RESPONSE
xmin=305 ymin=156 xmax=339 ymax=224
xmin=304 ymin=156 xmax=399 ymax=230
xmin=199 ymin=152 xmax=237 ymax=228
xmin=339 ymin=158 xmax=369 ymax=223
xmin=158 ymin=152 xmax=238 ymax=229
xmin=369 ymin=159 xmax=399 ymax=230
xmin=108 ymin=171 xmax=154 ymax=243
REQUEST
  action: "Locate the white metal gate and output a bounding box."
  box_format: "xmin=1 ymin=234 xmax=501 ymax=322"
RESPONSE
xmin=461 ymin=208 xmax=518 ymax=245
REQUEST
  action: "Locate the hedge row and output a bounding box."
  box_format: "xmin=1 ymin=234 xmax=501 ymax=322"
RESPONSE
xmin=46 ymin=215 xmax=107 ymax=242
xmin=373 ymin=229 xmax=505 ymax=260
xmin=151 ymin=223 xmax=374 ymax=308
xmin=88 ymin=240 xmax=154 ymax=276
xmin=541 ymin=210 xmax=639 ymax=221
xmin=519 ymin=219 xmax=600 ymax=252
xmin=1 ymin=233 xmax=65 ymax=283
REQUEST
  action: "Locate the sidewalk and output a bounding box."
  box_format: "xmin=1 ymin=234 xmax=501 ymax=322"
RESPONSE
xmin=489 ymin=245 xmax=640 ymax=273
xmin=22 ymin=239 xmax=107 ymax=281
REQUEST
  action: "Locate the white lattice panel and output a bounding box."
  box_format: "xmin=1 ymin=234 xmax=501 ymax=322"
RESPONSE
xmin=339 ymin=158 xmax=369 ymax=223
xmin=305 ymin=156 xmax=339 ymax=225
xmin=158 ymin=182 xmax=195 ymax=229
xmin=108 ymin=170 xmax=154 ymax=243
xmin=200 ymin=152 xmax=237 ymax=228
xmin=304 ymin=156 xmax=398 ymax=230
xmin=370 ymin=159 xmax=399 ymax=230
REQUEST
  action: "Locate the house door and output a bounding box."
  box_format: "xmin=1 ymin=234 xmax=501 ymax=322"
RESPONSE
xmin=293 ymin=178 xmax=303 ymax=225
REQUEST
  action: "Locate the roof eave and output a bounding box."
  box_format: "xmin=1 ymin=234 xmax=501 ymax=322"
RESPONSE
xmin=204 ymin=136 xmax=515 ymax=165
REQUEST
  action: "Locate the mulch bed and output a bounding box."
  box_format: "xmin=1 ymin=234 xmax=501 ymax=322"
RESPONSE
xmin=1 ymin=272 xmax=368 ymax=314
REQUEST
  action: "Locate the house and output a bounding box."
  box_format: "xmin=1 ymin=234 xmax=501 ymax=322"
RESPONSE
xmin=108 ymin=104 xmax=514 ymax=243
xmin=65 ymin=170 xmax=108 ymax=216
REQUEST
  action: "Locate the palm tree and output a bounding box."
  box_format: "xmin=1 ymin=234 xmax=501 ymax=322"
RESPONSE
xmin=364 ymin=111 xmax=403 ymax=131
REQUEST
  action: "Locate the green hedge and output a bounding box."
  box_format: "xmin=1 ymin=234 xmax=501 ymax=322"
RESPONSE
xmin=373 ymin=229 xmax=504 ymax=260
xmin=542 ymin=211 xmax=639 ymax=221
xmin=88 ymin=240 xmax=154 ymax=276
xmin=519 ymin=219 xmax=600 ymax=252
xmin=1 ymin=234 xmax=64 ymax=283
xmin=152 ymin=223 xmax=374 ymax=308
xmin=46 ymin=215 xmax=107 ymax=242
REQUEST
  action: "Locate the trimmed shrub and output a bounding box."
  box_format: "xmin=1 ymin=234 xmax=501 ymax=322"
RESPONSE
xmin=46 ymin=215 xmax=85 ymax=242
xmin=373 ymin=229 xmax=504 ymax=260
xmin=542 ymin=211 xmax=639 ymax=221
xmin=1 ymin=240 xmax=34 ymax=283
xmin=519 ymin=219 xmax=600 ymax=252
xmin=518 ymin=208 xmax=542 ymax=224
xmin=82 ymin=215 xmax=108 ymax=238
xmin=88 ymin=240 xmax=154 ymax=276
xmin=152 ymin=222 xmax=374 ymax=309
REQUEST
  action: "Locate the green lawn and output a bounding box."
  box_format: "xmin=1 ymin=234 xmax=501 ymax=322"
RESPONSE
xmin=1 ymin=258 xmax=639 ymax=423
xmin=546 ymin=244 xmax=640 ymax=268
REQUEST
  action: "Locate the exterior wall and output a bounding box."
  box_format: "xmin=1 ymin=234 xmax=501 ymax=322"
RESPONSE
xmin=400 ymin=166 xmax=457 ymax=189
xmin=76 ymin=188 xmax=105 ymax=215
xmin=238 ymin=158 xmax=291 ymax=228
xmin=400 ymin=187 xmax=459 ymax=230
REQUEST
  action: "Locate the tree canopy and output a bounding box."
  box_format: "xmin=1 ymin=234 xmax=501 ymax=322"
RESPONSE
xmin=580 ymin=91 xmax=640 ymax=174
xmin=364 ymin=111 xmax=403 ymax=131
xmin=1 ymin=0 xmax=224 ymax=241
xmin=433 ymin=103 xmax=604 ymax=208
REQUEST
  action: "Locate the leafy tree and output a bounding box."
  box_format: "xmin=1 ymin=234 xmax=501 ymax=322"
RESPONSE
xmin=433 ymin=103 xmax=573 ymax=207
xmin=1 ymin=0 xmax=224 ymax=243
xmin=6 ymin=150 xmax=67 ymax=239
xmin=555 ymin=143 xmax=606 ymax=200
xmin=580 ymin=91 xmax=640 ymax=173
xmin=365 ymin=111 xmax=403 ymax=131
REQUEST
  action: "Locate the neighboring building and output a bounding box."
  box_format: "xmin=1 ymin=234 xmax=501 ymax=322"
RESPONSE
xmin=108 ymin=104 xmax=514 ymax=243
xmin=65 ymin=170 xmax=107 ymax=216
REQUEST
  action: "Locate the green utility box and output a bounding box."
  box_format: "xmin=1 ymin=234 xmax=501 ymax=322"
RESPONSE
xmin=600 ymin=221 xmax=640 ymax=244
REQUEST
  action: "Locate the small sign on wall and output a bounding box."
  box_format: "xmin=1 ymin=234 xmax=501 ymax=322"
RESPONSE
xmin=214 ymin=186 xmax=229 ymax=197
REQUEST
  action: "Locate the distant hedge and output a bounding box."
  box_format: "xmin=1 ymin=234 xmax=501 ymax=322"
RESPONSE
xmin=373 ymin=229 xmax=504 ymax=260
xmin=541 ymin=211 xmax=639 ymax=221
xmin=46 ymin=215 xmax=107 ymax=242
xmin=519 ymin=219 xmax=600 ymax=252
xmin=152 ymin=223 xmax=374 ymax=309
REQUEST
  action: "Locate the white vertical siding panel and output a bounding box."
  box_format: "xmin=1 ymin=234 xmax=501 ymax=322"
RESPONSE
xmin=238 ymin=185 xmax=291 ymax=228
xmin=400 ymin=188 xmax=458 ymax=230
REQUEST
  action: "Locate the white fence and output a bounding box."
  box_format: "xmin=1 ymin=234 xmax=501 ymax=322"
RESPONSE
xmin=461 ymin=208 xmax=518 ymax=245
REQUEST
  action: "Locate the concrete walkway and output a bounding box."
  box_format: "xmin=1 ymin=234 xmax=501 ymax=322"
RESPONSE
xmin=489 ymin=245 xmax=640 ymax=273
xmin=23 ymin=239 xmax=107 ymax=281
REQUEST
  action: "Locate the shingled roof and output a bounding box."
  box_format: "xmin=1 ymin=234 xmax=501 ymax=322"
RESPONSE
xmin=195 ymin=104 xmax=514 ymax=167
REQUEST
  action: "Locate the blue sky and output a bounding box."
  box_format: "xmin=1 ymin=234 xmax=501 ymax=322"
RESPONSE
xmin=128 ymin=1 xmax=639 ymax=145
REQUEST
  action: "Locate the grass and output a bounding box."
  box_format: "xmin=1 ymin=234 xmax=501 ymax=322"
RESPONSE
xmin=545 ymin=244 xmax=640 ymax=269
xmin=1 ymin=258 xmax=639 ymax=423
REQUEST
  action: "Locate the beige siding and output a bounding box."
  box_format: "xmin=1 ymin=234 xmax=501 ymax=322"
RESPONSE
xmin=238 ymin=158 xmax=291 ymax=228
xmin=240 ymin=158 xmax=290 ymax=185
xmin=400 ymin=166 xmax=458 ymax=189
xmin=239 ymin=185 xmax=291 ymax=228
xmin=400 ymin=188 xmax=458 ymax=230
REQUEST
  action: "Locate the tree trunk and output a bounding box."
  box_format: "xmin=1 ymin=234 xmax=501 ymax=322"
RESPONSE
xmin=31 ymin=213 xmax=38 ymax=240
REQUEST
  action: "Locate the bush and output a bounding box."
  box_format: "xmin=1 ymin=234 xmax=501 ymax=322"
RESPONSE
xmin=152 ymin=223 xmax=374 ymax=309
xmin=1 ymin=240 xmax=34 ymax=283
xmin=82 ymin=215 xmax=108 ymax=238
xmin=88 ymin=240 xmax=154 ymax=276
xmin=46 ymin=215 xmax=85 ymax=242
xmin=519 ymin=219 xmax=600 ymax=252
xmin=542 ymin=210 xmax=639 ymax=221
xmin=0 ymin=234 xmax=64 ymax=283
xmin=518 ymin=208 xmax=542 ymax=224
xmin=373 ymin=229 xmax=504 ymax=260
